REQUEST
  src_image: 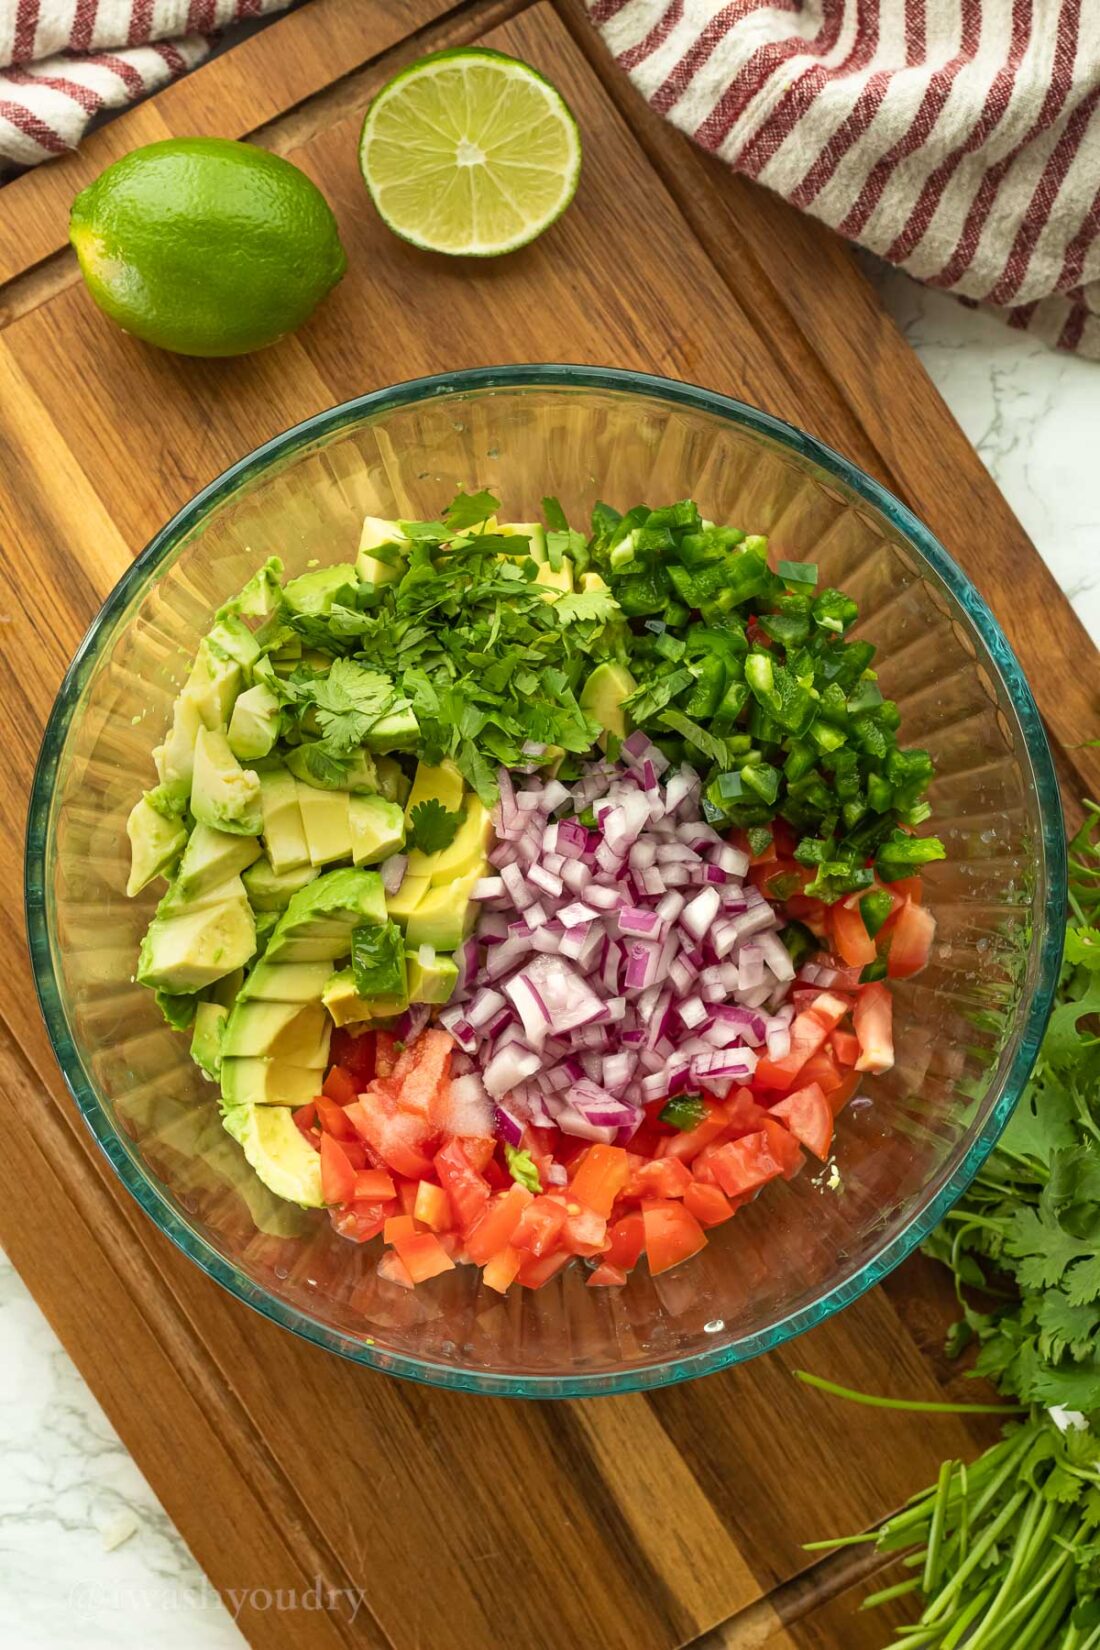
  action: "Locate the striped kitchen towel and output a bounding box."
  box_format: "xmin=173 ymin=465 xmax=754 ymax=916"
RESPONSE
xmin=0 ymin=1 xmax=289 ymax=174
xmin=588 ymin=1 xmax=1099 ymax=356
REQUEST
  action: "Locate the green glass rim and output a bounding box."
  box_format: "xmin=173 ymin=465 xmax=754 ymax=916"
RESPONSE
xmin=24 ymin=364 xmax=1067 ymax=1398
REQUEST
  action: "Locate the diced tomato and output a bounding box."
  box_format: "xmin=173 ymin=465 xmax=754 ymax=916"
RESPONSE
xmin=459 ymin=1136 xmax=497 ymax=1174
xmin=754 ymin=1007 xmax=831 ymax=1090
xmin=829 ymin=900 xmax=877 ymax=968
xmin=346 ymin=1089 xmax=436 ymax=1180
xmin=376 ymin=1250 xmax=415 ymax=1288
xmin=373 ymin=1031 xmax=398 ymax=1077
xmin=331 ymin=1201 xmax=387 ymax=1243
xmin=434 ymin=1138 xmax=492 ymax=1229
xmin=292 ymin=1103 xmax=319 ymax=1146
xmin=511 ymin=1195 xmax=568 ymax=1257
xmin=624 ymin=1156 xmax=694 ymax=1201
xmin=329 ymin=1029 xmax=376 ymax=1088
xmin=397 ymin=1180 xmax=418 ymax=1218
xmin=560 ymin=1201 xmax=608 ymax=1257
xmin=353 ymin=1168 xmax=396 ymax=1202
xmin=315 ymin=1091 xmax=358 ymax=1140
xmin=885 ymin=900 xmax=936 ymax=980
xmin=762 ymin=1115 xmax=804 ymax=1178
xmin=604 ymin=1210 xmax=646 ymax=1271
xmin=642 ymin=1199 xmax=707 ymax=1276
xmin=683 ymin=1181 xmax=737 ymax=1227
xmin=392 ymin=1028 xmax=453 ymax=1119
xmin=889 ymin=874 xmax=923 ymax=905
xmin=322 ymin=1065 xmax=359 ymax=1109
xmin=625 ymin=1116 xmax=670 ymax=1161
xmin=587 ymin=1262 xmax=628 ymax=1288
xmin=798 ymin=1047 xmax=843 ymax=1096
xmin=701 ymin=1132 xmax=786 ymax=1198
xmin=413 ymin=1180 xmax=451 ymax=1232
xmin=465 ymin=1184 xmax=534 ymax=1264
xmin=770 ymin=1082 xmax=833 ymax=1160
xmin=724 ymin=1087 xmax=771 ymax=1136
xmin=319 ymin=1133 xmax=357 ymax=1206
xmin=829 ymin=1029 xmax=860 ymax=1067
xmin=482 ymin=1154 xmax=511 ymax=1190
xmin=482 ymin=1246 xmax=523 ymax=1294
xmin=516 ymin=1249 xmax=572 ymax=1290
xmin=657 ymin=1098 xmax=729 ymax=1162
xmin=384 ymin=1213 xmax=417 ymax=1244
xmin=854 ymin=982 xmax=894 ymax=1073
xmin=388 ymin=1226 xmax=455 ymax=1283
xmin=570 ymin=1144 xmax=631 ymax=1217
xmin=828 ymin=1069 xmax=861 ymax=1115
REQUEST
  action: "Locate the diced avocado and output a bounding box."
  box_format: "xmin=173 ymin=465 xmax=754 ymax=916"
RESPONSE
xmin=242 ymin=856 xmax=319 ymax=911
xmin=323 ymin=967 xmax=407 ymax=1027
xmin=222 ymin=1104 xmax=323 ymax=1207
xmin=407 ymin=947 xmax=459 ymax=1005
xmin=228 ymin=683 xmax=281 ymax=761
xmin=158 ymin=871 xmax=251 ymax=918
xmin=356 ymin=516 xmax=410 ymax=587
xmin=349 ymin=795 xmax=406 ymax=865
xmin=155 ymin=693 xmax=204 ymax=788
xmin=222 ymin=999 xmax=331 ymax=1066
xmin=285 ymin=745 xmax=378 ymax=794
xmin=405 ymin=797 xmax=491 ymax=885
xmin=580 ymin=660 xmax=637 ymax=742
xmin=255 ymin=910 xmax=279 ymax=946
xmin=260 ymin=767 xmax=310 ymax=873
xmin=191 ymin=1000 xmax=228 ymax=1080
xmin=219 ymin=557 xmax=284 ymax=620
xmin=145 ymin=780 xmax=189 ymax=819
xmin=404 ymin=869 xmax=481 ymax=952
xmin=137 ymin=897 xmax=256 ymax=993
xmin=536 ymin=559 xmax=574 ymax=597
xmin=581 ymin=571 xmax=609 ymax=595
xmin=172 ymin=823 xmax=262 ymax=901
xmin=264 ymin=867 xmax=387 ymax=966
xmin=181 ymin=637 xmax=243 ymax=730
xmin=386 ymin=873 xmax=431 ymax=926
xmin=498 ymin=522 xmax=547 ymax=561
xmin=404 ymin=760 xmax=464 ymax=821
xmin=191 ymin=726 xmax=262 ymax=836
xmin=237 ymin=958 xmax=334 ymax=1003
xmin=297 ymin=782 xmax=353 ymax=867
xmin=211 ymin=967 xmax=245 ymax=1007
xmin=220 ymin=1058 xmax=323 ymax=1109
xmin=126 ymin=796 xmax=187 ymax=896
xmin=373 ymin=756 xmax=410 ymax=805
xmin=283 ymin=563 xmax=358 ymax=616
xmin=156 ymin=988 xmax=199 ymax=1031
xmin=362 ymin=705 xmax=419 ymax=752
xmin=207 ymin=614 xmax=261 ymax=672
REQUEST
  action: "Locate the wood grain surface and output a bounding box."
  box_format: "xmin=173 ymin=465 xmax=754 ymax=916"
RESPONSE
xmin=0 ymin=3 xmax=1086 ymax=1647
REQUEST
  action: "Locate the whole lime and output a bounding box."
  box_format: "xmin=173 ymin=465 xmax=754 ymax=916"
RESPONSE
xmin=69 ymin=137 xmax=347 ymax=358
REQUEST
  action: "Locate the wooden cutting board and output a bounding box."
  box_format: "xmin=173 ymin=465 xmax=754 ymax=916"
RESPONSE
xmin=1 ymin=3 xmax=1095 ymax=1647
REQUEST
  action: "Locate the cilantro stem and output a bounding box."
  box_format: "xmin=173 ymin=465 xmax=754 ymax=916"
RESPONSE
xmin=964 ymin=1489 xmax=1048 ymax=1646
xmin=922 ymin=1458 xmax=955 ymax=1595
xmin=860 ymin=1576 xmax=923 ymax=1611
xmin=793 ymin=1370 xmax=1026 ymax=1414
xmin=920 ymin=1488 xmax=1028 ymax=1624
xmin=938 ymin=1583 xmax=997 ymax=1649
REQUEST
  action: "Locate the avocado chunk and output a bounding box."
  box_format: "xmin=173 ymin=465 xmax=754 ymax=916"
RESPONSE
xmin=126 ymin=796 xmax=187 ymax=896
xmin=207 ymin=614 xmax=261 ymax=672
xmin=580 ymin=660 xmax=637 ymax=741
xmin=220 ymin=1058 xmax=324 ymax=1109
xmin=404 ymin=869 xmax=481 ymax=952
xmin=297 ymin=782 xmax=353 ymax=867
xmin=362 ymin=705 xmax=419 ymax=752
xmin=349 ymin=796 xmax=406 ymax=865
xmin=137 ymin=896 xmax=256 ymax=993
xmin=191 ymin=727 xmax=262 ymax=836
xmin=407 ymin=947 xmax=459 ymax=1005
xmin=181 ymin=637 xmax=243 ymax=730
xmin=405 ymin=796 xmax=490 ymax=885
xmin=155 ymin=693 xmax=204 ymax=789
xmin=237 ymin=957 xmax=334 ymax=1003
xmin=259 ymin=767 xmax=310 ymax=873
xmin=373 ymin=756 xmax=411 ymax=805
xmin=228 ymin=682 xmax=280 ymax=761
xmin=283 ymin=563 xmax=358 ymax=616
xmin=191 ymin=1000 xmax=229 ymax=1080
xmin=322 ymin=968 xmax=407 ymax=1027
xmin=404 ymin=760 xmax=464 ymax=822
xmin=242 ymin=856 xmax=319 ymax=911
xmin=264 ymin=867 xmax=387 ymax=966
xmin=222 ymin=1104 xmax=323 ymax=1207
xmin=219 ymin=556 xmax=284 ymax=620
xmin=498 ymin=521 xmax=547 ymax=560
xmin=356 ymin=516 xmax=410 ymax=587
xmin=536 ymin=559 xmax=574 ymax=597
xmin=171 ymin=823 xmax=262 ymax=902
xmin=286 ymin=745 xmax=378 ymax=794
xmin=386 ymin=872 xmax=431 ymax=926
xmin=222 ymin=999 xmax=331 ymax=1065
xmin=255 ymin=910 xmax=279 ymax=947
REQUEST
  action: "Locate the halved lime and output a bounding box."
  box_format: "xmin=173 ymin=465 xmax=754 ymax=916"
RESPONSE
xmin=359 ymin=48 xmax=581 ymax=257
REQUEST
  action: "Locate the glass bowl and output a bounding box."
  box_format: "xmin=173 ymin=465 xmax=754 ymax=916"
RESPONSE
xmin=26 ymin=366 xmax=1065 ymax=1397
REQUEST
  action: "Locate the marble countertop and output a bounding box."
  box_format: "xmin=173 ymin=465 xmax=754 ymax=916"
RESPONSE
xmin=3 ymin=266 xmax=1097 ymax=1650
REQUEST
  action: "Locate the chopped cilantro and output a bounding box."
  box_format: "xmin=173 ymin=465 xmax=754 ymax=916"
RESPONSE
xmin=444 ymin=488 xmax=501 ymax=534
xmin=505 ymin=1145 xmax=541 ymax=1194
xmin=408 ymin=799 xmax=465 ymax=856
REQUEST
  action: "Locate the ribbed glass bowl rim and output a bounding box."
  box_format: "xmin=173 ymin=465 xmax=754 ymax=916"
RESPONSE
xmin=26 ymin=364 xmax=1066 ymax=1398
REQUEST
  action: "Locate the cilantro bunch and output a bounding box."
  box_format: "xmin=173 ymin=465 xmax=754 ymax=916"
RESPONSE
xmin=805 ymin=805 xmax=1100 ymax=1648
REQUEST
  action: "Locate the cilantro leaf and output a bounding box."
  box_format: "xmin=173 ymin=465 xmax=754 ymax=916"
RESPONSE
xmin=659 ymin=708 xmax=731 ymax=767
xmin=1066 ymin=927 xmax=1100 ymax=969
xmin=408 ymin=799 xmax=465 ymax=856
xmin=541 ymin=495 xmax=568 ymax=532
xmin=444 ymin=489 xmax=500 ymax=534
xmin=310 ymin=660 xmax=396 ymax=754
xmin=552 ymin=590 xmax=620 ymax=626
xmin=505 ymin=1145 xmax=541 ymax=1194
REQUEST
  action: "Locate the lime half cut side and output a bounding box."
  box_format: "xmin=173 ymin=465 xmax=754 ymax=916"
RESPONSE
xmin=359 ymin=48 xmax=581 ymax=257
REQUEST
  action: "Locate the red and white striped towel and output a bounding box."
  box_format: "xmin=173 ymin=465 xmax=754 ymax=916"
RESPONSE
xmin=587 ymin=0 xmax=1099 ymax=355
xmin=0 ymin=1 xmax=288 ymax=173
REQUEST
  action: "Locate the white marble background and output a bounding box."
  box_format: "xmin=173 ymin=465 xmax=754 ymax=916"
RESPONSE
xmin=2 ymin=267 xmax=1097 ymax=1650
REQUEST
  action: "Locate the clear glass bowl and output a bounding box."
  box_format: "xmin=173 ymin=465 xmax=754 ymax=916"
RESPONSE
xmin=26 ymin=366 xmax=1065 ymax=1397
